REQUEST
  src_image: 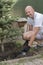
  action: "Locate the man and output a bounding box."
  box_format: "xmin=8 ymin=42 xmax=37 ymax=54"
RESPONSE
xmin=21 ymin=6 xmax=43 ymax=53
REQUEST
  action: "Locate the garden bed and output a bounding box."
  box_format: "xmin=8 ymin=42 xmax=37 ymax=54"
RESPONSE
xmin=0 ymin=39 xmax=43 ymax=61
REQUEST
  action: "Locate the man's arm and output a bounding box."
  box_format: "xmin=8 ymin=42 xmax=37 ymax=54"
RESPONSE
xmin=28 ymin=27 xmax=40 ymax=46
xmin=24 ymin=23 xmax=33 ymax=33
xmin=29 ymin=25 xmax=33 ymax=31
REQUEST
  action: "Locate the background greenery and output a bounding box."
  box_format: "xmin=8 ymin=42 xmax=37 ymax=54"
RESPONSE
xmin=13 ymin=0 xmax=43 ymax=17
xmin=0 ymin=0 xmax=43 ymax=19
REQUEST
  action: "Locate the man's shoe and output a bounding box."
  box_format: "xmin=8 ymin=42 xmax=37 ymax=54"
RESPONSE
xmin=22 ymin=45 xmax=31 ymax=52
xmin=23 ymin=40 xmax=28 ymax=46
xmin=17 ymin=41 xmax=30 ymax=57
xmin=17 ymin=45 xmax=31 ymax=57
xmin=17 ymin=46 xmax=30 ymax=57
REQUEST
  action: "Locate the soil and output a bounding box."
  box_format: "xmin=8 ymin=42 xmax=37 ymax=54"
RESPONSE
xmin=0 ymin=42 xmax=43 ymax=61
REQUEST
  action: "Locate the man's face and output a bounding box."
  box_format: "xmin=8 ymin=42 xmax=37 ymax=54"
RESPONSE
xmin=25 ymin=8 xmax=34 ymax=19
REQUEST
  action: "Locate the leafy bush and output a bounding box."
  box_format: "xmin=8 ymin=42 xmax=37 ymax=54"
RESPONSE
xmin=0 ymin=0 xmax=21 ymax=43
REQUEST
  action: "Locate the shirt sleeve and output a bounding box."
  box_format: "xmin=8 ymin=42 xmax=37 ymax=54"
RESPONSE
xmin=34 ymin=15 xmax=43 ymax=27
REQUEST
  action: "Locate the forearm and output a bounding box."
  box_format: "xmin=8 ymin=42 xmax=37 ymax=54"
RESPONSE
xmin=24 ymin=23 xmax=29 ymax=33
xmin=29 ymin=34 xmax=36 ymax=46
xmin=24 ymin=23 xmax=33 ymax=33
xmin=29 ymin=25 xmax=33 ymax=31
xmin=29 ymin=27 xmax=40 ymax=46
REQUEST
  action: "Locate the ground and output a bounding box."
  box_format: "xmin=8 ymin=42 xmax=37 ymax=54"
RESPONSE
xmin=0 ymin=54 xmax=43 ymax=65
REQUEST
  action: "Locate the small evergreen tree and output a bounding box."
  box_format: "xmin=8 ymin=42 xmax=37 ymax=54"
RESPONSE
xmin=0 ymin=0 xmax=21 ymax=52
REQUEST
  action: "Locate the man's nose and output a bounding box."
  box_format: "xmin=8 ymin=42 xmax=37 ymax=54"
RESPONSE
xmin=27 ymin=13 xmax=31 ymax=16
